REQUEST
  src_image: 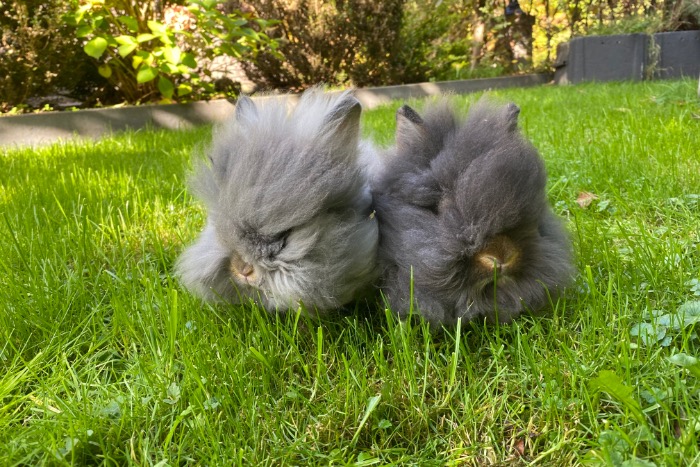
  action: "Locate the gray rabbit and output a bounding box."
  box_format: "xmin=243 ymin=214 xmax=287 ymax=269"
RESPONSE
xmin=176 ymin=88 xmax=379 ymax=312
xmin=372 ymin=98 xmax=574 ymax=325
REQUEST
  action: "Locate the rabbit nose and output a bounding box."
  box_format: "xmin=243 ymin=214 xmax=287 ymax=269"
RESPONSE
xmin=239 ymin=263 xmax=255 ymax=277
xmin=234 ymin=262 xmax=257 ymax=285
xmin=475 ymin=235 xmax=520 ymax=274
xmin=476 ymin=254 xmax=503 ymax=272
xmin=230 ymin=255 xmax=257 ymax=283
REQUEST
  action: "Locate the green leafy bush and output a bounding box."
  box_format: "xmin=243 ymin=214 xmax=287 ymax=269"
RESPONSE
xmin=238 ymin=0 xmax=541 ymax=90
xmin=235 ymin=0 xmax=406 ymax=91
xmin=398 ymin=0 xmax=520 ymax=82
xmin=665 ymin=0 xmax=700 ymax=31
xmin=393 ymin=0 xmax=454 ymax=82
xmin=583 ymin=14 xmax=665 ymax=36
xmin=65 ymin=0 xmax=280 ymax=103
xmin=0 ymin=1 xmax=98 ymax=112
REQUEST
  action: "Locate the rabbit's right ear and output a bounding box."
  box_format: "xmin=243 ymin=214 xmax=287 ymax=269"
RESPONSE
xmin=503 ymin=102 xmax=520 ymax=132
xmin=396 ymin=105 xmax=426 ymax=151
xmin=468 ymin=97 xmax=520 ymax=133
xmin=234 ymin=95 xmax=258 ymax=125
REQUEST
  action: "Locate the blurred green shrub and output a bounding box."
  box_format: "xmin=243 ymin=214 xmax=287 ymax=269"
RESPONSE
xmin=398 ymin=0 xmax=521 ymax=82
xmin=0 ymin=1 xmax=97 ymax=111
xmin=3 ymin=0 xmax=695 ymax=112
xmin=663 ymin=0 xmax=700 ymax=31
xmin=64 ymin=0 xmax=280 ymax=103
xmin=237 ymin=0 xmax=541 ymax=90
xmin=393 ymin=0 xmax=453 ymax=82
xmin=234 ymin=0 xmax=407 ymax=91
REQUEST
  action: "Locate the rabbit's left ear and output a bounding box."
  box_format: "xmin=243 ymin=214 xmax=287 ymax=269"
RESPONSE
xmin=321 ymin=93 xmax=362 ymax=148
xmin=395 ymin=105 xmax=426 ymax=151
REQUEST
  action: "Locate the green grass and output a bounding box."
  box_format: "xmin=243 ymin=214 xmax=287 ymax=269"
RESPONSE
xmin=1 ymin=79 xmax=699 ymax=465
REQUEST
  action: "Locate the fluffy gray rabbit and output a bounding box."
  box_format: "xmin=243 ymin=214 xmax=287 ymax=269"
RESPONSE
xmin=176 ymin=89 xmax=379 ymax=312
xmin=372 ymin=99 xmax=574 ymax=325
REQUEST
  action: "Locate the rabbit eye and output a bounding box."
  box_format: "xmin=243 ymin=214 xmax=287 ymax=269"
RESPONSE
xmin=239 ymin=225 xmax=292 ymax=259
xmin=260 ymin=228 xmax=291 ymax=259
xmin=271 ymin=229 xmax=291 ymax=252
xmin=424 ymin=203 xmax=440 ymax=215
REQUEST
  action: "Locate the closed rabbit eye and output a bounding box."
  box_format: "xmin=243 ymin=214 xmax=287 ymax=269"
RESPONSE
xmin=419 ymin=203 xmax=439 ymax=215
xmin=267 ymin=228 xmax=291 ymax=258
xmin=240 ymin=226 xmax=292 ymax=260
xmin=256 ymin=228 xmax=292 ymax=260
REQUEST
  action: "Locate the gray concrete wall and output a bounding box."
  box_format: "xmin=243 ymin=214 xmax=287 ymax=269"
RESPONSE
xmin=555 ymin=30 xmax=700 ymax=85
xmin=559 ymin=34 xmax=649 ymax=84
xmin=0 ymin=74 xmax=551 ymax=148
xmin=654 ymin=31 xmax=700 ymax=79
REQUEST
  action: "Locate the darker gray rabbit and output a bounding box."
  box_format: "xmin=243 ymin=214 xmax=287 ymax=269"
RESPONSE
xmin=372 ymin=99 xmax=574 ymax=325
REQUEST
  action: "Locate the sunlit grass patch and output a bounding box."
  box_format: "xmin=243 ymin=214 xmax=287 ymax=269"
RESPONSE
xmin=1 ymin=79 xmax=699 ymax=465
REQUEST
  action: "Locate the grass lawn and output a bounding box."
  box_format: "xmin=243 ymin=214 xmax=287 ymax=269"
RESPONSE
xmin=1 ymin=79 xmax=699 ymax=465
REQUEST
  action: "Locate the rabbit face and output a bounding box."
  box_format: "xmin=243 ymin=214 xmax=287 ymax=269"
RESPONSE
xmin=373 ymin=99 xmax=573 ymax=325
xmin=177 ymin=89 xmax=379 ymax=312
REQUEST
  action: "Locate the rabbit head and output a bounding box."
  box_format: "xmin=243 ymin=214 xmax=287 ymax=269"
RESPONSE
xmin=373 ymin=98 xmax=573 ymax=325
xmin=177 ymin=89 xmax=379 ymax=312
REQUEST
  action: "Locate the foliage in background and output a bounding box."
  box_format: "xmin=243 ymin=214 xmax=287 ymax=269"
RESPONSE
xmin=672 ymin=0 xmax=700 ymax=30
xmin=0 ymin=0 xmax=103 ymax=112
xmin=401 ymin=0 xmax=530 ymax=81
xmin=64 ymin=0 xmax=279 ymax=103
xmin=390 ymin=0 xmax=512 ymax=82
xmin=231 ymin=0 xmax=406 ymax=91
xmin=566 ymin=0 xmax=700 ymax=35
xmin=234 ymin=0 xmax=516 ymax=89
xmin=1 ymin=0 xmax=698 ymax=109
xmin=525 ymin=0 xmax=700 ymax=65
xmin=404 ymin=0 xmax=700 ymax=80
xmin=238 ymin=0 xmax=698 ymax=90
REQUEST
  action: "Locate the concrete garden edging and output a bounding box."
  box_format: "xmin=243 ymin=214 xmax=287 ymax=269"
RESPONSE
xmin=554 ymin=30 xmax=700 ymax=84
xmin=0 ymin=74 xmax=551 ymax=148
xmin=653 ymin=31 xmax=700 ymax=80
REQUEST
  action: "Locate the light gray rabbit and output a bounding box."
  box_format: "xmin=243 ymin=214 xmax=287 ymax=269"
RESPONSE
xmin=372 ymin=99 xmax=574 ymax=325
xmin=176 ymin=89 xmax=379 ymax=313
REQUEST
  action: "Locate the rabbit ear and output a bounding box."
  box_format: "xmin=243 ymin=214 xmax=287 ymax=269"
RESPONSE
xmin=397 ymin=105 xmax=423 ymax=125
xmin=396 ymin=105 xmax=426 ymax=150
xmin=234 ymin=95 xmax=258 ymax=124
xmin=503 ymin=102 xmax=520 ymax=131
xmin=320 ymin=93 xmax=362 ymax=149
xmin=470 ymin=97 xmax=520 ymax=132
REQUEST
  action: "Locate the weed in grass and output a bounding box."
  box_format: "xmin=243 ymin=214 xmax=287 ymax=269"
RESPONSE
xmin=0 ymin=79 xmax=699 ymax=465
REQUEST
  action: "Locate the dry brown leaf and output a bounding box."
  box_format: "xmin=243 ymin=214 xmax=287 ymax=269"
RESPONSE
xmin=576 ymin=191 xmax=599 ymax=209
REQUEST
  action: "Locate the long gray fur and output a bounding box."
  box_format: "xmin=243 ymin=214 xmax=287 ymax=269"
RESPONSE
xmin=372 ymin=98 xmax=574 ymax=324
xmin=176 ymin=88 xmax=379 ymax=312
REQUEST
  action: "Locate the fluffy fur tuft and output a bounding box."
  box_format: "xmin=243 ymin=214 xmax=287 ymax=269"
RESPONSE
xmin=372 ymin=98 xmax=574 ymax=325
xmin=177 ymin=88 xmax=379 ymax=312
